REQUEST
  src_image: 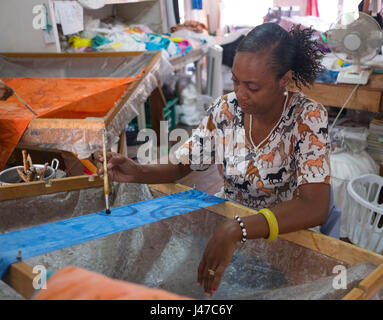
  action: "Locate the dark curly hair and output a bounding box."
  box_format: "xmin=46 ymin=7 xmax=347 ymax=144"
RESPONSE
xmin=237 ymin=23 xmax=324 ymax=89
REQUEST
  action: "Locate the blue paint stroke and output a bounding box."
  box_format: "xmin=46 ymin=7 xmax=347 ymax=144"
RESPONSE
xmin=0 ymin=189 xmax=226 ymax=278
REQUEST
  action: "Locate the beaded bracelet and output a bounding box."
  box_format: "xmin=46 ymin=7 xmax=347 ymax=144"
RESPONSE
xmin=234 ymin=216 xmax=247 ymax=243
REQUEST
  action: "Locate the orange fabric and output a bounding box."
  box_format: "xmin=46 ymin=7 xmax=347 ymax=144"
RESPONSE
xmin=0 ymin=118 xmax=32 ymax=169
xmin=0 ymin=75 xmax=141 ymax=171
xmin=33 ymin=266 xmax=192 ymax=300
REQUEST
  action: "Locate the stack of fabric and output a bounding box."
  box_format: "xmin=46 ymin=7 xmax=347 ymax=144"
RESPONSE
xmin=367 ymin=118 xmax=383 ymax=163
xmin=64 ymin=18 xmax=201 ymax=60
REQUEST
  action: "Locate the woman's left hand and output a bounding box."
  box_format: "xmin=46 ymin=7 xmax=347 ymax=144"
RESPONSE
xmin=197 ymin=220 xmax=241 ymax=297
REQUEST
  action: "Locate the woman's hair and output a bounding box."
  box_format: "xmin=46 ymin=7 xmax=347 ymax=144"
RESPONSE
xmin=237 ymin=23 xmax=324 ymax=89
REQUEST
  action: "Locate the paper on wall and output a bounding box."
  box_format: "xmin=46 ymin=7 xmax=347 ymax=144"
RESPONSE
xmin=54 ymin=1 xmax=84 ymax=36
xmin=43 ymin=29 xmax=56 ymax=44
xmin=54 ymin=1 xmax=61 ymax=23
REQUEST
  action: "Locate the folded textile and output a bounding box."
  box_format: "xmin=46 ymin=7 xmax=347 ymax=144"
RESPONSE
xmin=91 ymin=34 xmax=112 ymax=50
xmin=68 ymin=36 xmax=92 ymax=49
xmin=33 ymin=266 xmax=192 ymax=300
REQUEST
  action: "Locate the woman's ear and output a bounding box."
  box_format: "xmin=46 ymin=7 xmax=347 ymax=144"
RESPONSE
xmin=280 ymin=70 xmax=293 ymax=88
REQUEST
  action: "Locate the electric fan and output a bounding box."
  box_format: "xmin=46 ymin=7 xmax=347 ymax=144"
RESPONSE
xmin=326 ymin=11 xmax=383 ymax=85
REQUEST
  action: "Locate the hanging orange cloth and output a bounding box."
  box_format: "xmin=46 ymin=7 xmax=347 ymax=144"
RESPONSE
xmin=33 ymin=266 xmax=192 ymax=300
xmin=0 ymin=74 xmax=142 ymax=171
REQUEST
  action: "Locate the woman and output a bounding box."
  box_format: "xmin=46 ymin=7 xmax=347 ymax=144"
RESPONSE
xmin=95 ymin=23 xmax=338 ymax=297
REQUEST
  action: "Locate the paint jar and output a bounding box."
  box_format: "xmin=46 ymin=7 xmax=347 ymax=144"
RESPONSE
xmin=0 ymin=159 xmax=59 ymax=185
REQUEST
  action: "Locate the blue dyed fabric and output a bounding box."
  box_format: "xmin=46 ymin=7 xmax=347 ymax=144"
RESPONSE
xmin=145 ymin=34 xmax=170 ymax=51
xmin=0 ymin=190 xmax=226 ymax=278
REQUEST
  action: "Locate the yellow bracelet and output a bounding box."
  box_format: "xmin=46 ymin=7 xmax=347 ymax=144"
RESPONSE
xmin=258 ymin=208 xmax=279 ymax=241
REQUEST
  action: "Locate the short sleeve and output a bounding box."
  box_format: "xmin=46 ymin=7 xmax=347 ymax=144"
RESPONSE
xmin=295 ymin=103 xmax=331 ymax=186
xmin=174 ymin=98 xmax=221 ymax=171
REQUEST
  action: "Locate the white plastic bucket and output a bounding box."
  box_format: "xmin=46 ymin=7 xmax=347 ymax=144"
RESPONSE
xmin=347 ymin=173 xmax=383 ymax=253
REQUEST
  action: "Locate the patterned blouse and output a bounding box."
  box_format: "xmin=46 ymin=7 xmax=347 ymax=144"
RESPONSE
xmin=174 ymin=91 xmax=331 ymax=210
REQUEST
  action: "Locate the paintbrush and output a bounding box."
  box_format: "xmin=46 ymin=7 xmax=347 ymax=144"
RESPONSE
xmin=102 ymin=128 xmax=111 ymax=214
xmin=0 ymin=80 xmax=38 ymax=116
xmin=13 ymin=91 xmax=38 ymax=116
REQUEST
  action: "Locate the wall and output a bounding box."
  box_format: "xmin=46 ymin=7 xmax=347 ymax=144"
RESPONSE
xmin=0 ymin=0 xmax=57 ymax=52
xmin=220 ymin=0 xmax=273 ymax=28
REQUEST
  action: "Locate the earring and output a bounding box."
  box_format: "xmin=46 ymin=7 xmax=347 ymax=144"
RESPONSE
xmin=283 ymin=88 xmax=288 ymax=96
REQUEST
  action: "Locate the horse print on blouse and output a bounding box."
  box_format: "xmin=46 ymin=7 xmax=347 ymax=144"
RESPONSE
xmin=303 ymin=155 xmax=326 ymax=174
xmin=309 ymin=134 xmax=325 ymax=150
xmin=274 ymin=181 xmax=291 ymax=198
xmin=264 ymin=167 xmax=287 ymax=184
xmin=276 ymin=140 xmax=289 ymax=166
xmin=304 ymin=107 xmax=322 ymax=123
xmin=259 ymin=149 xmax=276 ymax=168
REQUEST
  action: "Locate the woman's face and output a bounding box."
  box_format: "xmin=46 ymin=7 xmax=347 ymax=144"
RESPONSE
xmin=232 ymin=51 xmax=285 ymax=115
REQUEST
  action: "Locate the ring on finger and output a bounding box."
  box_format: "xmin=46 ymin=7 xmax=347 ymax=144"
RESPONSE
xmin=208 ymin=269 xmax=215 ymax=276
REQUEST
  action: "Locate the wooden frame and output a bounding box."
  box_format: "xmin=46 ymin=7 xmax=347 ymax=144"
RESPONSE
xmin=2 ymin=182 xmax=383 ymax=300
xmin=0 ymin=51 xmax=165 ymax=198
xmin=1 ymin=51 xmax=163 ymax=132
xmin=0 ymin=174 xmax=103 ymax=202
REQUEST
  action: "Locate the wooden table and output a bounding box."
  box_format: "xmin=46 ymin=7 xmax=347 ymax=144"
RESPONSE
xmin=295 ymin=73 xmax=383 ymax=112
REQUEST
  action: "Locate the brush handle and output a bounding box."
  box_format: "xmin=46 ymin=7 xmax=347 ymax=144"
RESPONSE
xmin=13 ymin=91 xmax=38 ymax=116
xmin=102 ymin=129 xmax=109 ymax=196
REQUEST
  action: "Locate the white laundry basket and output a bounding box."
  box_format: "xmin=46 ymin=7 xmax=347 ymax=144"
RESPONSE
xmin=347 ymin=174 xmax=383 ymax=253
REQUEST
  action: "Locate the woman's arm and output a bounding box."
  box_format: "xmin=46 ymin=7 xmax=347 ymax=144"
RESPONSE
xmin=244 ymin=182 xmax=330 ymax=238
xmin=197 ymin=182 xmax=330 ymax=297
xmin=94 ymin=151 xmax=192 ymax=184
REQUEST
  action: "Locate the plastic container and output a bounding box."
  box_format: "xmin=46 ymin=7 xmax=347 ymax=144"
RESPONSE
xmin=143 ymin=97 xmax=179 ymax=131
xmin=347 ymin=173 xmax=383 ymax=253
xmin=163 ymin=97 xmax=178 ymax=131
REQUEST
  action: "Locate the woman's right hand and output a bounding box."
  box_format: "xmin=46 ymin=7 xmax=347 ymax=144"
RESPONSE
xmin=93 ymin=151 xmax=141 ymax=183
